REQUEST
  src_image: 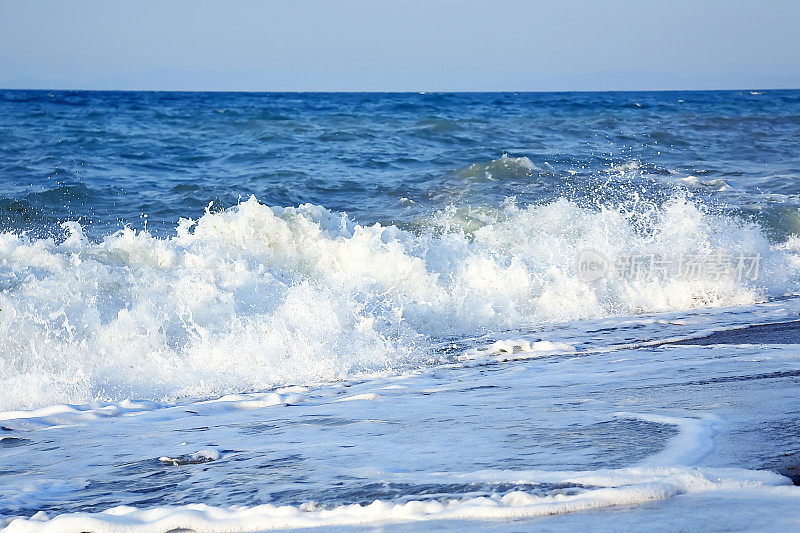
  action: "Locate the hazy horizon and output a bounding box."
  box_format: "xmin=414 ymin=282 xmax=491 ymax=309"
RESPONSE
xmin=1 ymin=88 xmax=796 ymax=94
xmin=2 ymin=0 xmax=798 ymax=92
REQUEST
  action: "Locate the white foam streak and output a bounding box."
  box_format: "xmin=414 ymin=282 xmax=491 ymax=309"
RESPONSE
xmin=461 ymin=339 xmax=575 ymax=360
xmin=3 ymin=467 xmax=793 ymax=532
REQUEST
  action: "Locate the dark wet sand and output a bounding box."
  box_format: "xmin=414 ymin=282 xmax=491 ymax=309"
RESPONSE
xmin=670 ymin=320 xmax=800 ymax=485
xmin=668 ymin=320 xmax=800 ymax=484
xmin=672 ymin=320 xmax=800 ymax=345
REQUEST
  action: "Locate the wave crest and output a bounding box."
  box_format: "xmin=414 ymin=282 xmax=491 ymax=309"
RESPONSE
xmin=0 ymin=196 xmax=796 ymax=410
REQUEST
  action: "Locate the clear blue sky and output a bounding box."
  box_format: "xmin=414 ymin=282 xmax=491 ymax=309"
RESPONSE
xmin=1 ymin=0 xmax=798 ymax=91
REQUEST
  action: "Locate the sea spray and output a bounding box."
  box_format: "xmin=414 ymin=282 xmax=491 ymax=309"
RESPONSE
xmin=0 ymin=195 xmax=796 ymax=410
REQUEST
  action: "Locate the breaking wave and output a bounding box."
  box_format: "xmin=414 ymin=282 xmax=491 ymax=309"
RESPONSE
xmin=0 ymin=195 xmax=798 ymax=410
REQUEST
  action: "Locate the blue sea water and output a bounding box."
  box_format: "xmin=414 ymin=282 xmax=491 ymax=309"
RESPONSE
xmin=2 ymin=90 xmax=799 ymax=238
xmin=1 ymin=90 xmax=800 ymax=531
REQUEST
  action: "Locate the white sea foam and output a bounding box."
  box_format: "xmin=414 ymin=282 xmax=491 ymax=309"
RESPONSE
xmin=461 ymin=339 xmax=575 ymax=360
xmin=458 ymin=154 xmax=537 ymax=182
xmin=0 ymin=390 xmax=299 ymax=430
xmin=158 ymin=448 xmax=219 ymax=466
xmin=681 ymin=175 xmax=733 ymax=191
xmin=0 ymin=196 xmax=797 ymax=412
xmin=3 ymin=466 xmax=793 ymax=532
xmin=334 ymin=392 xmax=383 ymax=402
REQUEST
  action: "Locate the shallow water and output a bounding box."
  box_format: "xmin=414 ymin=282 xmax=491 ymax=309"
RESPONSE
xmin=3 ymin=307 xmax=800 ymax=530
xmin=1 ymin=90 xmax=800 ymax=531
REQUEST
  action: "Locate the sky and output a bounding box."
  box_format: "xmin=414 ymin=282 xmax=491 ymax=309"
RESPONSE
xmin=0 ymin=0 xmax=798 ymax=92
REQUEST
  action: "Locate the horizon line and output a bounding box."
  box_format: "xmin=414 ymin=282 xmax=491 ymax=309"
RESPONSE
xmin=1 ymin=87 xmax=797 ymax=94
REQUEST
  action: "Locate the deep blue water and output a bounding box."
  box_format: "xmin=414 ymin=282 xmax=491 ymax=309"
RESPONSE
xmin=1 ymin=90 xmax=799 ymax=239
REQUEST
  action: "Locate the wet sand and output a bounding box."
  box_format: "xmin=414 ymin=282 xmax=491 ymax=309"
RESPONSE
xmin=673 ymin=320 xmax=800 ymax=346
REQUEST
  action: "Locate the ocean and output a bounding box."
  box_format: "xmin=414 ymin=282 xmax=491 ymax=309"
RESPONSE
xmin=1 ymin=89 xmax=800 ymax=531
